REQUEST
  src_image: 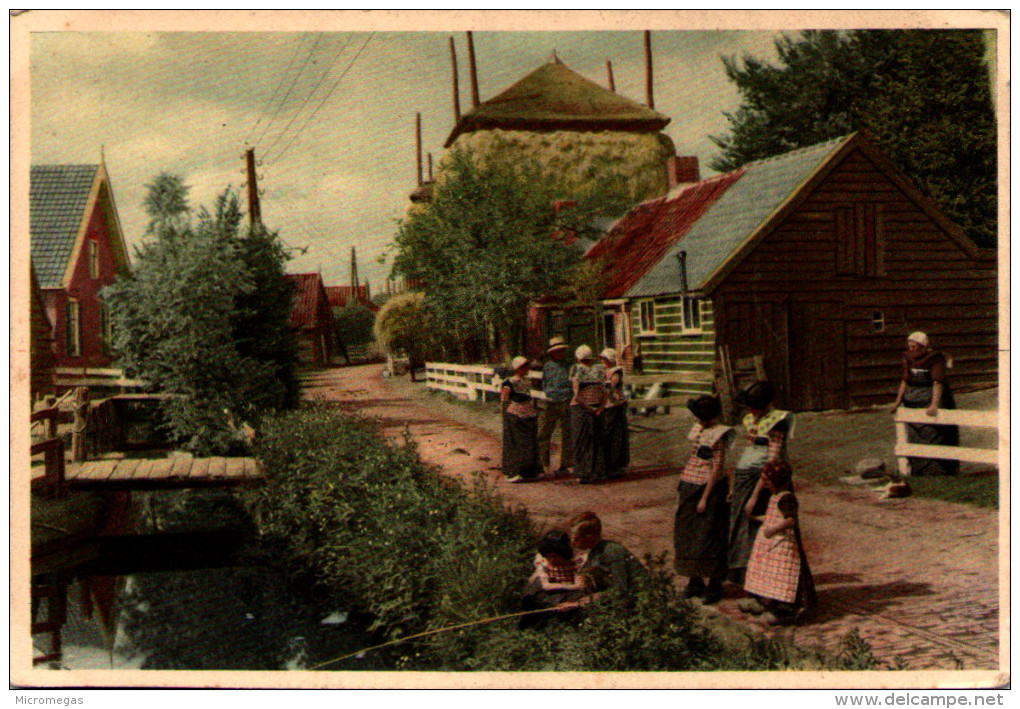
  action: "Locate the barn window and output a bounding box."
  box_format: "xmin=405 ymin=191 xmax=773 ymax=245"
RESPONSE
xmin=836 ymin=204 xmax=883 ymax=277
xmin=638 ymin=300 xmax=656 ymax=334
xmin=681 ymin=297 xmax=703 ymax=334
xmin=89 ymin=241 xmax=99 ymax=279
xmin=66 ymin=299 xmax=81 ymax=357
xmin=871 ymin=311 xmax=885 ymax=333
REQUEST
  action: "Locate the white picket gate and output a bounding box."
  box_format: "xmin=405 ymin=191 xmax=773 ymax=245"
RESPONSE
xmin=893 ymin=407 xmax=999 ymax=476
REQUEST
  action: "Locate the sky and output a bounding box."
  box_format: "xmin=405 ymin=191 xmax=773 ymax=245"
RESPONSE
xmin=30 ymin=26 xmax=785 ymax=293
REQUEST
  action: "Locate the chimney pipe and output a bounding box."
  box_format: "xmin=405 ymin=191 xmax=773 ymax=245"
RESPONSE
xmin=448 ymin=36 xmax=461 ymax=123
xmin=467 ymin=31 xmax=480 ymax=109
xmin=677 ymin=251 xmax=689 ymax=296
xmin=606 ymin=60 xmax=616 ymax=92
xmin=415 ymin=112 xmax=423 ymax=187
xmin=667 ymin=156 xmax=701 ymax=190
xmin=644 ymin=30 xmax=655 ymax=109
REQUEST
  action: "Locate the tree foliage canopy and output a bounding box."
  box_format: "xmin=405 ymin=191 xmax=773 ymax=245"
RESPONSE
xmin=104 ymin=176 xmax=299 ymax=454
xmin=711 ymin=30 xmax=997 ymax=247
xmin=393 ymin=147 xmax=614 ymax=361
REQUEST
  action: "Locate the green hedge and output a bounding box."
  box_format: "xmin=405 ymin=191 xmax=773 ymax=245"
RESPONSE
xmin=244 ymin=404 xmax=879 ymax=671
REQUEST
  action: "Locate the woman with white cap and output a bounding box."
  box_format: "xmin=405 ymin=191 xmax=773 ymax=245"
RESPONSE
xmin=501 ymin=356 xmax=542 ymax=482
xmin=600 ymin=348 xmax=629 ymax=479
xmin=891 ymin=332 xmax=959 ymax=475
xmin=569 ymin=345 xmax=608 ymax=484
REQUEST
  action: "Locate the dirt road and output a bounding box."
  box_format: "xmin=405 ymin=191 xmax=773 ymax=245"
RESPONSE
xmin=302 ymin=364 xmax=1002 ymax=671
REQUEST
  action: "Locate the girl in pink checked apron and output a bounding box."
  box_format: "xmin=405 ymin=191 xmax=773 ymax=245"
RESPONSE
xmin=739 ymin=461 xmax=817 ymax=625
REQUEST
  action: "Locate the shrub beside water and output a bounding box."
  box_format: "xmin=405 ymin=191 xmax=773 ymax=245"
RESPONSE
xmin=244 ymin=404 xmax=880 ymax=671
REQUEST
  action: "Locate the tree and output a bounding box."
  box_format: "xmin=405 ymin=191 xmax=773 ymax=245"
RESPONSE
xmin=373 ymin=292 xmax=439 ymax=379
xmin=711 ymin=30 xmax=997 ymax=247
xmin=333 ymin=301 xmax=375 ymax=348
xmin=103 ymin=176 xmax=298 ymax=454
xmin=393 ymin=148 xmax=603 ymax=361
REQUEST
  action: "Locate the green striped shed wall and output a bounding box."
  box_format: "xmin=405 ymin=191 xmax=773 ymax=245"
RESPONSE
xmin=630 ymin=295 xmax=715 ymax=397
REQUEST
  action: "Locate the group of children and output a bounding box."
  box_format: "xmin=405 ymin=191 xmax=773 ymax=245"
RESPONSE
xmin=674 ymin=381 xmax=816 ymax=626
xmin=520 ymin=379 xmax=815 ymax=628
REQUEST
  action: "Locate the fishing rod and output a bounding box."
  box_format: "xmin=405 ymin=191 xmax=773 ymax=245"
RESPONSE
xmin=309 ymin=606 xmax=571 ymax=670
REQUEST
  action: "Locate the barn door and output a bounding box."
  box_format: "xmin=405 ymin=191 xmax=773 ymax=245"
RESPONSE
xmin=721 ymin=300 xmax=790 ymax=408
xmin=788 ymin=301 xmax=848 ymax=411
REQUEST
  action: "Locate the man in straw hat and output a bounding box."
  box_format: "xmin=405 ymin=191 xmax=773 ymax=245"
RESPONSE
xmin=537 ymin=336 xmax=574 ymax=476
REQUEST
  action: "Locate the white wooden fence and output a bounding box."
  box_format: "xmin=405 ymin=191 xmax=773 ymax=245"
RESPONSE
xmin=893 ymin=407 xmax=999 ymax=476
xmin=54 ymin=367 xmax=146 ymax=390
xmin=424 ymin=362 xmax=714 ymax=411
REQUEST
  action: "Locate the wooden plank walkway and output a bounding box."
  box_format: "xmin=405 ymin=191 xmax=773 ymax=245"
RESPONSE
xmin=55 ymin=453 xmax=262 ymax=490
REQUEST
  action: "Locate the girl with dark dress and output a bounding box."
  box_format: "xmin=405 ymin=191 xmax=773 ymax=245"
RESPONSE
xmin=727 ymin=380 xmax=794 ymax=585
xmin=570 ymin=345 xmax=608 ymax=484
xmin=600 ymin=348 xmax=630 ymax=479
xmin=891 ymin=331 xmax=960 ymax=476
xmin=501 ymin=356 xmax=542 ymax=482
xmin=674 ymin=395 xmax=736 ymax=604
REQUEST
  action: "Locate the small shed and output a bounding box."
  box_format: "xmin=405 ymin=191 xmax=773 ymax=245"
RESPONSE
xmin=286 ymin=273 xmax=337 ymax=367
xmin=30 ymin=162 xmax=131 ymax=377
xmin=532 ymin=132 xmax=998 ymax=411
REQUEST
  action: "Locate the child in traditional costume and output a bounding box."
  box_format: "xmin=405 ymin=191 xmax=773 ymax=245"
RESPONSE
xmin=728 ymin=380 xmax=794 ymax=584
xmin=673 ymin=395 xmax=735 ymax=604
xmin=740 ymin=461 xmax=816 ymax=625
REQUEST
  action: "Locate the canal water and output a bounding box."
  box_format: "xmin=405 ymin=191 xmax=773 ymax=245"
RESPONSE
xmin=47 ymin=488 xmax=399 ymax=672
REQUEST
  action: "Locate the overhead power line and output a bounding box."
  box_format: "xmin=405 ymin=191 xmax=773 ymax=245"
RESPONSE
xmin=244 ymin=34 xmax=312 ymax=146
xmin=252 ymin=34 xmax=323 ymax=150
xmin=259 ymin=34 xmax=355 ymax=159
xmin=264 ymin=33 xmax=375 ymax=165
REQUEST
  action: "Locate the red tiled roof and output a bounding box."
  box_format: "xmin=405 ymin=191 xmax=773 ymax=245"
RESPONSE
xmin=586 ymin=169 xmax=747 ymax=299
xmin=287 ymin=273 xmax=329 ymax=329
xmin=325 ymin=284 xmax=378 ymax=312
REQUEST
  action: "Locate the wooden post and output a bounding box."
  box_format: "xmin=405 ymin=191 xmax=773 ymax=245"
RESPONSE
xmin=606 ymin=59 xmax=616 ymax=92
xmin=71 ymin=386 xmax=89 ymax=462
xmin=415 ymin=112 xmax=423 ymax=186
xmin=644 ymin=30 xmax=655 ymax=109
xmin=894 ymin=411 xmax=911 ymax=478
xmin=467 ymin=31 xmax=480 ymax=109
xmin=245 ymin=148 xmax=262 ymax=229
xmin=449 ymin=36 xmax=461 ymax=122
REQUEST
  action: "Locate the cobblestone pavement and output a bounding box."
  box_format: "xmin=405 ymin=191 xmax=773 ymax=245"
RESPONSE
xmin=302 ymin=365 xmax=1003 ymax=672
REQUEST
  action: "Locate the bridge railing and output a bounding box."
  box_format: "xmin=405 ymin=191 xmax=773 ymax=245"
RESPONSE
xmin=30 ymin=407 xmax=66 ymax=498
xmin=893 ymin=407 xmax=999 ymax=477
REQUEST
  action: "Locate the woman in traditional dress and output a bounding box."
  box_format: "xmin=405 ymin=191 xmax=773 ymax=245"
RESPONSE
xmin=739 ymin=461 xmax=816 ymax=625
xmin=570 ymin=346 xmax=608 ymax=484
xmin=728 ymin=380 xmax=794 ymax=585
xmin=674 ymin=395 xmax=736 ymax=604
xmin=600 ymin=348 xmax=630 ymax=479
xmin=501 ymin=356 xmax=542 ymax=483
xmin=891 ymin=331 xmax=960 ymax=475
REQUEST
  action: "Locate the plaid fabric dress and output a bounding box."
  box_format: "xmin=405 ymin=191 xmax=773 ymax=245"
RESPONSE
xmin=744 ymin=491 xmax=801 ymax=603
xmin=534 ymin=553 xmax=578 ymax=585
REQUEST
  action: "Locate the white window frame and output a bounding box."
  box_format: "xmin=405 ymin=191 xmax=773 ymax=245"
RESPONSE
xmin=680 ymin=296 xmax=703 ymax=335
xmin=66 ymin=298 xmax=81 ymax=357
xmin=638 ymin=300 xmax=657 ymax=335
xmin=89 ymin=240 xmax=99 ymax=279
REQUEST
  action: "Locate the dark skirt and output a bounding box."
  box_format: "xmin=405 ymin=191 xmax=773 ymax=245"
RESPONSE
xmin=728 ymin=467 xmax=771 ymax=584
xmin=904 ymin=384 xmax=960 ymax=476
xmin=674 ymin=480 xmax=729 ymax=579
xmin=502 ymin=413 xmax=541 ymax=479
xmin=603 ymin=405 xmax=630 ymax=477
xmin=571 ymin=405 xmax=606 ymax=482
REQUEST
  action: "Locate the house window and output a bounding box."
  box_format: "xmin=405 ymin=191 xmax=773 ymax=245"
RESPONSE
xmin=66 ymin=299 xmax=81 ymax=357
xmin=638 ymin=300 xmax=656 ymax=334
xmin=871 ymin=310 xmax=885 ymax=333
xmin=89 ymin=241 xmax=99 ymax=279
xmin=681 ymin=297 xmax=703 ymax=334
xmin=100 ymin=302 xmax=113 ymax=355
xmin=603 ymin=312 xmax=616 ymax=350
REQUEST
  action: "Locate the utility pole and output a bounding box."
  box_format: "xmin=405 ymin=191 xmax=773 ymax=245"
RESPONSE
xmin=350 ymin=247 xmax=360 ymax=289
xmin=245 ymin=147 xmax=262 ymax=229
xmin=644 ymin=30 xmax=655 ymax=110
xmin=467 ymin=31 xmax=480 ymax=109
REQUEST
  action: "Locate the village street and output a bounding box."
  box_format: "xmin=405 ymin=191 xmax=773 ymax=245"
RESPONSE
xmin=302 ymin=364 xmax=1001 ymax=672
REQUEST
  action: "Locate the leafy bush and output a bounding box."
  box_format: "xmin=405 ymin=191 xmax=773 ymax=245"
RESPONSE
xmin=245 ymin=404 xmax=882 ymax=671
xmin=333 ymin=301 xmax=376 ymax=348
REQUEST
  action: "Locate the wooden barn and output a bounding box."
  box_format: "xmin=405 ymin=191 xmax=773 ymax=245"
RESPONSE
xmin=530 ymin=132 xmax=997 ymax=411
xmin=286 ymin=273 xmax=338 ymax=367
xmin=29 ymin=163 xmax=131 ymax=383
xmin=30 ymin=263 xmax=56 ymax=398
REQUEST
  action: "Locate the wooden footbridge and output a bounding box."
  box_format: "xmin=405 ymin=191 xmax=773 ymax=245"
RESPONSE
xmin=55 ymin=453 xmax=262 ymax=491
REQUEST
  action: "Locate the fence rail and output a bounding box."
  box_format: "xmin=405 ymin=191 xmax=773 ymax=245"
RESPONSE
xmin=424 ymin=361 xmax=714 ymax=411
xmin=893 ymin=407 xmax=999 ymax=475
xmin=54 ymin=367 xmax=146 ymax=390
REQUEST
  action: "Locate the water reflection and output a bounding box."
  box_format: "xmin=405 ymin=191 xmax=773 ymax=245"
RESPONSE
xmin=42 ymin=488 xmax=396 ymax=672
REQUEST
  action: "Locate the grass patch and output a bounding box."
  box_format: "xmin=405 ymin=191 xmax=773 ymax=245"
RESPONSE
xmin=906 ymin=473 xmax=999 ymax=508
